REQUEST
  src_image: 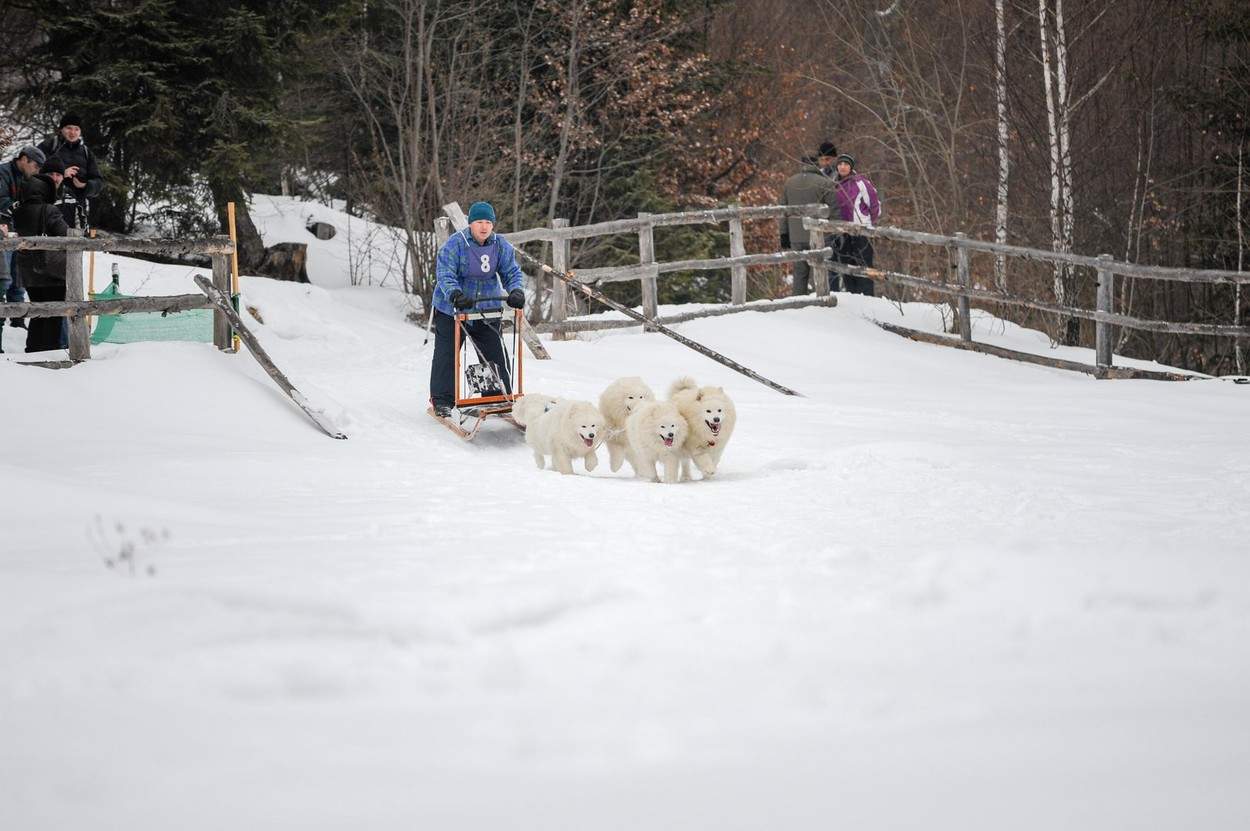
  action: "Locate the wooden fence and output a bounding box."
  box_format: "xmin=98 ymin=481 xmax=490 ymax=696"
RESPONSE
xmin=0 ymin=233 xmax=236 ymax=361
xmin=801 ymin=217 xmax=1250 ymax=375
xmin=440 ymin=204 xmax=837 ymax=335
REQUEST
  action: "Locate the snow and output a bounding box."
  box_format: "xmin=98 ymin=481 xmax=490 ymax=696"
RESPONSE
xmin=2 ymin=199 xmax=1249 ymax=829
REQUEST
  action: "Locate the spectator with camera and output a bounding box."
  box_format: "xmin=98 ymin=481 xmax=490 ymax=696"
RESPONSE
xmin=12 ymin=158 xmax=71 ymax=352
xmin=0 ymin=145 xmax=47 ymax=345
xmin=37 ymin=112 xmax=103 ymax=230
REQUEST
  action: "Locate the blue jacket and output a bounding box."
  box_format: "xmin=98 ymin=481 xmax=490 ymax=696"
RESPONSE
xmin=433 ymin=229 xmax=525 ymax=316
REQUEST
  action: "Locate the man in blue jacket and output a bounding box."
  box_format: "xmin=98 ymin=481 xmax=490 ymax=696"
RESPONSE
xmin=429 ymin=201 xmax=526 ymax=418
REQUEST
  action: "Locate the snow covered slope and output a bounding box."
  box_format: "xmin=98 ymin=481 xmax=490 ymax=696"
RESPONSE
xmin=2 ymin=214 xmax=1248 ymax=829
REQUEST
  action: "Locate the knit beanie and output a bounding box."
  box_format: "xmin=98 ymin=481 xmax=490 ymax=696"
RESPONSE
xmin=467 ymin=201 xmax=496 ymax=224
xmin=19 ymin=145 xmax=46 ymax=165
xmin=836 ymin=153 xmax=856 ymax=169
xmin=818 ymin=141 xmax=837 ymax=157
xmin=40 ymin=157 xmax=66 ymax=176
xmin=59 ymin=112 xmax=83 ymax=129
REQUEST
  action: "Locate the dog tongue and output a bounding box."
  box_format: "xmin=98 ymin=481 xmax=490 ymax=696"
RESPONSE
xmin=663 ymin=436 xmax=673 ymax=446
xmin=583 ymin=437 xmax=593 ymax=447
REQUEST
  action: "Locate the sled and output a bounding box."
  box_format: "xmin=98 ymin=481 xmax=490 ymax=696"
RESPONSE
xmin=428 ymin=301 xmax=526 ymax=441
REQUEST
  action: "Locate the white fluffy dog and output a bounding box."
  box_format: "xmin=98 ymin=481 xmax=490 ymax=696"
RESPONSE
xmin=526 ymin=400 xmax=605 ymax=475
xmin=511 ymin=392 xmax=561 ymax=427
xmin=624 ymin=400 xmax=689 ymax=484
xmin=598 ymin=376 xmax=656 ymax=474
xmin=669 ymin=377 xmax=737 ymax=480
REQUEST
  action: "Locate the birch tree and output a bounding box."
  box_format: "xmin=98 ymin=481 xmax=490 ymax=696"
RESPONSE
xmin=994 ymin=0 xmax=1009 ymax=290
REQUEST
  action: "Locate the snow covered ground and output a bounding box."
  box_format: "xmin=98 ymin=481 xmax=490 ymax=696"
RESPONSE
xmin=2 ymin=201 xmax=1248 ymax=829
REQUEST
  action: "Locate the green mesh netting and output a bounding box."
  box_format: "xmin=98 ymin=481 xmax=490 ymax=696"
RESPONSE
xmin=90 ymin=282 xmax=213 ymax=345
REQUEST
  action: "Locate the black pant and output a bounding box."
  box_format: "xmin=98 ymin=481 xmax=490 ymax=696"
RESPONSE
xmin=25 ymin=285 xmax=66 ymax=353
xmin=833 ymin=235 xmax=875 ymax=296
xmin=429 ymin=310 xmax=512 ymax=408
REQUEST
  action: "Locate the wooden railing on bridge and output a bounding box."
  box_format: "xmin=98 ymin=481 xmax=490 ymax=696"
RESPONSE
xmin=0 ymin=232 xmax=235 ymax=362
xmin=802 ymin=217 xmax=1250 ymax=376
xmin=437 ymin=204 xmax=838 ymax=336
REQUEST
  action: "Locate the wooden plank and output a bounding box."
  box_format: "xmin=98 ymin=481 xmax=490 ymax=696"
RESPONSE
xmin=0 ymin=294 xmax=213 ymax=318
xmin=551 ymin=218 xmax=569 ymax=339
xmin=832 ymin=261 xmax=1250 ymax=339
xmin=1096 ymin=254 xmax=1114 ymax=367
xmin=0 ymin=235 xmax=234 ymax=256
xmin=194 ymin=274 xmax=347 ymax=439
xmin=956 ymin=232 xmax=972 ymax=342
xmin=211 ymin=253 xmax=232 ymax=350
xmin=63 ymin=229 xmax=89 ymax=361
xmin=502 ymin=203 xmax=832 ymax=243
xmin=809 ymin=227 xmax=830 ymax=297
xmin=803 ymin=217 xmax=1250 ymax=285
xmin=536 ymin=295 xmax=838 ymax=333
xmin=729 ymin=210 xmax=747 ymax=305
xmin=873 ymin=320 xmax=1197 ymax=381
xmin=574 ymin=248 xmax=834 ymax=283
xmin=638 ymin=214 xmax=658 ymax=325
xmin=506 ymin=235 xmax=805 ymax=397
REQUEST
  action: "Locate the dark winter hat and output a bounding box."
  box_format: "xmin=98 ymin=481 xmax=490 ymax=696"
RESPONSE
xmin=59 ymin=112 xmax=83 ymax=129
xmin=18 ymin=145 xmax=46 ymax=165
xmin=467 ymin=201 xmax=496 ymax=224
xmin=818 ymin=141 xmax=837 ymax=157
xmin=40 ymin=157 xmax=66 ymax=176
xmin=835 ymin=153 xmax=856 ymax=169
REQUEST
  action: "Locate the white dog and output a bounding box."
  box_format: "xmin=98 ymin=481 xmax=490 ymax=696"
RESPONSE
xmin=669 ymin=377 xmax=737 ymax=480
xmin=526 ymin=400 xmax=605 ymax=475
xmin=624 ymin=400 xmax=689 ymax=484
xmin=511 ymin=392 xmax=562 ymax=427
xmin=598 ymin=376 xmax=656 ymax=474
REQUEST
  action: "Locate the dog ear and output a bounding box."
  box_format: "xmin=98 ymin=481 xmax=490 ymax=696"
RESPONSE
xmin=695 ymin=390 xmax=703 ymax=401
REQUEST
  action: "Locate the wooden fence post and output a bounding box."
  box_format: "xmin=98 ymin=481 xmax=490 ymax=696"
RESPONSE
xmin=551 ymin=218 xmax=569 ymax=339
xmin=638 ymin=212 xmax=659 ymax=324
xmin=211 ymin=253 xmax=232 ymax=350
xmin=1096 ymin=253 xmax=1114 ymax=369
xmin=729 ymin=207 xmax=747 ymax=305
xmin=65 ymin=229 xmax=89 ymax=361
xmin=809 ymin=226 xmax=829 ymax=297
xmin=956 ymin=232 xmax=972 ymax=342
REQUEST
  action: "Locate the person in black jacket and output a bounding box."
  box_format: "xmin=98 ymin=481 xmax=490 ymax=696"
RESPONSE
xmin=13 ymin=167 xmax=70 ymax=352
xmin=0 ymin=146 xmax=46 ymax=346
xmin=37 ymin=112 xmax=102 ymax=229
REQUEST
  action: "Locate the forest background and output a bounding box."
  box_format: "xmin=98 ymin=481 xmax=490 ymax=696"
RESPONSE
xmin=1 ymin=0 xmax=1246 ymax=374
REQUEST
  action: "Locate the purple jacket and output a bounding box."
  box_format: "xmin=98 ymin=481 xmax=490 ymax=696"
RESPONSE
xmin=834 ymin=173 xmax=880 ymax=227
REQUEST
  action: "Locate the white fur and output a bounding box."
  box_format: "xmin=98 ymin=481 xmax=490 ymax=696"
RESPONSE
xmin=624 ymin=400 xmax=689 ymax=484
xmin=525 ymin=400 xmax=604 ymax=475
xmin=598 ymin=377 xmax=655 ymax=474
xmin=512 ymin=392 xmax=562 ymax=427
xmin=668 ymin=377 xmax=737 ymax=481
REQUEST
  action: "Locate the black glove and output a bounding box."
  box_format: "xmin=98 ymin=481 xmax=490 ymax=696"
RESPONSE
xmin=450 ymin=290 xmax=473 ymax=310
xmin=506 ymin=289 xmax=525 ymax=309
xmin=780 ymin=232 xmax=791 ymax=249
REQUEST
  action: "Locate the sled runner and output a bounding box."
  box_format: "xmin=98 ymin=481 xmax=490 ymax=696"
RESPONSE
xmin=428 ymin=299 xmax=526 ymax=441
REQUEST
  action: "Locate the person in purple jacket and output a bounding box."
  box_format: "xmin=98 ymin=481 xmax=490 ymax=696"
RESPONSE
xmin=831 ymin=153 xmax=881 ymax=296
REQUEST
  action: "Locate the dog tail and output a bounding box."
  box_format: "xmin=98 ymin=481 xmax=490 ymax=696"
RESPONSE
xmin=668 ymin=376 xmax=698 ymax=399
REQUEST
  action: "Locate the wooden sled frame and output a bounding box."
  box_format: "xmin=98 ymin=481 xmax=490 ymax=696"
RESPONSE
xmin=428 ymin=305 xmax=526 ymax=441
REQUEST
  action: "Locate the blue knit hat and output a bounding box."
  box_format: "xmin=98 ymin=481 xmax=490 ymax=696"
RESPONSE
xmin=467 ymin=201 xmax=496 ymax=224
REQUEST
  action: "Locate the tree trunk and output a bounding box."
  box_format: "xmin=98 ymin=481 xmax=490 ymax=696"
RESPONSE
xmin=994 ymin=0 xmax=1009 ymax=290
xmin=209 ymin=178 xmax=266 ymax=273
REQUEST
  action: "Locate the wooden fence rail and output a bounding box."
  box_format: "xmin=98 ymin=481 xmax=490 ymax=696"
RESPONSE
xmin=474 ymin=204 xmax=834 ymax=329
xmin=801 ymin=217 xmax=1250 ymax=373
xmin=0 ymin=234 xmax=235 ymax=362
